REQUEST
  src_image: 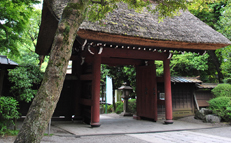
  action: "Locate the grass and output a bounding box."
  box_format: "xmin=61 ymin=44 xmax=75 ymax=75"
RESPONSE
xmin=0 ymin=129 xmax=19 ymax=137
xmin=44 ymin=133 xmax=54 ymax=136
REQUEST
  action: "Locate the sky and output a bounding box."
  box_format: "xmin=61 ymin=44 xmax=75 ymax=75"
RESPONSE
xmin=34 ymin=0 xmax=43 ymax=9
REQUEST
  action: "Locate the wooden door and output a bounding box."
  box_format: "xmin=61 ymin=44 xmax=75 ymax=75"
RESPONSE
xmin=136 ymin=65 xmax=157 ymax=121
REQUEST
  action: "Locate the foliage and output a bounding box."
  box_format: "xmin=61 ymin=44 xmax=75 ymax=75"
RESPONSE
xmin=0 ymin=0 xmax=40 ymax=56
xmin=211 ymin=84 xmax=231 ymax=97
xmin=115 ymin=102 xmax=124 ymax=114
xmin=155 ymin=61 xmax=164 ymax=77
xmin=170 ymin=53 xmax=209 ymax=77
xmin=8 ymin=64 xmax=43 ymax=102
xmin=0 ymin=96 xmax=20 ymax=136
xmin=215 ymin=0 xmax=231 ymax=40
xmin=106 ymin=104 xmax=114 ymax=113
xmin=114 ymin=99 xmax=136 ymax=114
xmin=188 ymin=0 xmax=231 ymax=82
xmin=128 ymin=99 xmax=136 ymax=114
xmin=224 ymin=78 xmax=231 ymax=84
xmin=208 ymin=96 xmax=231 ymax=121
xmin=101 ymin=65 xmax=135 ymax=89
xmin=221 ymin=46 xmax=231 ymax=80
xmin=87 ymin=0 xmax=189 ymax=22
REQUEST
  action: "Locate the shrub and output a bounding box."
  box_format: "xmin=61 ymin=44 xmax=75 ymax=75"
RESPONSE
xmin=115 ymin=102 xmax=124 ymax=114
xmin=115 ymin=101 xmax=123 ymax=108
xmin=8 ymin=64 xmax=43 ymax=102
xmin=211 ymin=84 xmax=231 ymax=98
xmin=0 ymin=96 xmax=20 ymax=136
xmin=128 ymin=99 xmax=136 ymax=114
xmin=105 ymin=104 xmax=113 ymax=113
xmin=224 ymin=78 xmax=231 ymax=84
xmin=208 ymin=96 xmax=231 ymax=122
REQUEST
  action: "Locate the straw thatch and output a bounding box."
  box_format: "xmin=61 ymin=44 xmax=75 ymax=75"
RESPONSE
xmin=80 ymin=4 xmax=230 ymax=44
xmin=36 ymin=2 xmax=231 ymax=55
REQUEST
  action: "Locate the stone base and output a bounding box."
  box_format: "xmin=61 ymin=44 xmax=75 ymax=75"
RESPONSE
xmin=133 ymin=114 xmax=141 ymax=120
xmin=164 ymin=120 xmax=174 ymax=124
xmin=121 ymin=112 xmax=133 ymax=116
xmin=91 ymin=122 xmax=101 ymax=127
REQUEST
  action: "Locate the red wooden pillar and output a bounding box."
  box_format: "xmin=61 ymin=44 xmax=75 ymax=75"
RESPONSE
xmin=91 ymin=52 xmax=101 ymax=127
xmin=164 ymin=59 xmax=173 ymax=124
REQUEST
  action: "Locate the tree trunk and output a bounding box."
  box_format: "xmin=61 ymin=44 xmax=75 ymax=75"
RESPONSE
xmin=14 ymin=0 xmax=89 ymax=142
xmin=208 ymin=50 xmax=224 ymax=83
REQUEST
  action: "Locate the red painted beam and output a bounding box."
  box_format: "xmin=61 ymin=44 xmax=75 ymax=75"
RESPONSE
xmin=91 ymin=51 xmax=101 ymax=127
xmin=164 ymin=59 xmax=173 ymax=124
xmin=101 ymin=48 xmax=169 ymax=61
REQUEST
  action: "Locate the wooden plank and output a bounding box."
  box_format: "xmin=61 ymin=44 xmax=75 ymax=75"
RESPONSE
xmin=80 ymin=98 xmax=93 ymax=106
xmin=136 ymin=65 xmax=157 ymax=121
xmin=80 ymin=74 xmax=93 ymax=80
xmin=193 ymin=92 xmax=199 ymax=110
xmin=197 ymin=100 xmax=210 ymax=107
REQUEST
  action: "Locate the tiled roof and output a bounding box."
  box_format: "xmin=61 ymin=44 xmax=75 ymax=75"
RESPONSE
xmin=197 ymin=83 xmax=218 ymax=89
xmin=171 ymin=77 xmax=202 ymax=83
xmin=0 ymin=55 xmax=18 ymax=66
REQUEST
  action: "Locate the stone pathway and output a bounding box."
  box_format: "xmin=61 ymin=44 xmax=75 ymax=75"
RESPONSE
xmin=52 ymin=114 xmax=213 ymax=136
xmin=128 ymin=131 xmax=231 ymax=143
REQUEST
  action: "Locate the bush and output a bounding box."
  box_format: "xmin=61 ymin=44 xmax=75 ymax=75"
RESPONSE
xmin=0 ymin=96 xmax=20 ymax=136
xmin=8 ymin=64 xmax=43 ymax=102
xmin=115 ymin=102 xmax=124 ymax=114
xmin=208 ymin=96 xmax=231 ymax=122
xmin=128 ymin=99 xmax=136 ymax=114
xmin=224 ymin=78 xmax=231 ymax=84
xmin=114 ymin=99 xmax=137 ymax=114
xmin=211 ymin=84 xmax=231 ymax=98
xmin=105 ymin=104 xmax=113 ymax=113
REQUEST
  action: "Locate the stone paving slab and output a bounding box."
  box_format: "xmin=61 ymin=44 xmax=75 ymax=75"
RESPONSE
xmin=52 ymin=114 xmax=213 ymax=136
xmin=128 ymin=131 xmax=231 ymax=143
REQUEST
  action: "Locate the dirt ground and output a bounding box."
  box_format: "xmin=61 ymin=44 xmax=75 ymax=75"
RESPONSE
xmin=0 ymin=116 xmax=230 ymax=143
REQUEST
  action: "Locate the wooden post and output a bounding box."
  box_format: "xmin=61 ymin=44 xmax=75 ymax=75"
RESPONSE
xmin=91 ymin=52 xmax=101 ymax=127
xmin=164 ymin=59 xmax=173 ymax=124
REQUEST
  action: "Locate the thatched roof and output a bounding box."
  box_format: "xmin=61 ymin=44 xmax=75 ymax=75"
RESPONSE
xmin=36 ymin=2 xmax=231 ymax=55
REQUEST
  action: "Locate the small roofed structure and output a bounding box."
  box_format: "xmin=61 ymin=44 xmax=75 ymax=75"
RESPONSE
xmin=0 ymin=55 xmax=18 ymax=67
xmin=35 ymin=2 xmax=231 ymax=126
xmin=171 ymin=76 xmax=202 ymax=83
xmin=195 ymin=83 xmax=218 ymax=108
xmin=197 ymin=83 xmax=218 ymax=89
xmin=0 ymin=55 xmax=18 ymax=96
xmin=157 ymin=76 xmax=202 ymax=119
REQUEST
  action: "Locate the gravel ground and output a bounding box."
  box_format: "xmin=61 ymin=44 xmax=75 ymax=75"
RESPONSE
xmin=1 ymin=116 xmax=230 ymax=143
xmin=177 ymin=116 xmax=231 ymax=127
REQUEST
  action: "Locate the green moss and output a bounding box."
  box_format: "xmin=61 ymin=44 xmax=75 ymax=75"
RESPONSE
xmin=110 ymin=21 xmax=118 ymax=25
xmin=64 ymin=25 xmax=70 ymax=36
xmin=62 ymin=3 xmax=83 ymax=19
xmin=128 ymin=13 xmax=135 ymax=16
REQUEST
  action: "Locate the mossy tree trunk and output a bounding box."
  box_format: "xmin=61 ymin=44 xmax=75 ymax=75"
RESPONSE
xmin=14 ymin=0 xmax=89 ymax=142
